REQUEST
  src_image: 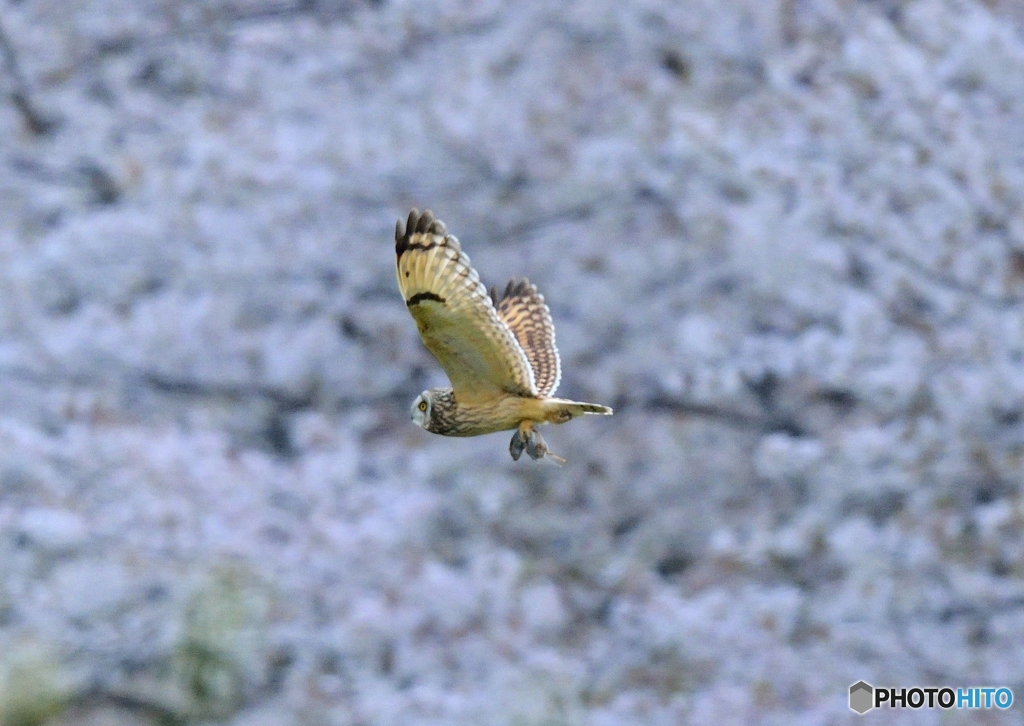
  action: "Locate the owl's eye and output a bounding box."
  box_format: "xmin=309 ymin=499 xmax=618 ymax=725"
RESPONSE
xmin=418 ymin=400 xmax=428 ymax=412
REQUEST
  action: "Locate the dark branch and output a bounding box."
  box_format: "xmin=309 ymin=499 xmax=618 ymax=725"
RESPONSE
xmin=0 ymin=12 xmax=57 ymax=136
xmin=647 ymin=394 xmax=806 ymax=435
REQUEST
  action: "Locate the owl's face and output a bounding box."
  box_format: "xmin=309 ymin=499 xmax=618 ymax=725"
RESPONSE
xmin=410 ymin=391 xmax=433 ymax=429
xmin=410 ymin=388 xmax=457 ymax=434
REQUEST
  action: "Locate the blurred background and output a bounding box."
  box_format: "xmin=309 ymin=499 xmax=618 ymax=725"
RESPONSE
xmin=1 ymin=0 xmax=1024 ymax=723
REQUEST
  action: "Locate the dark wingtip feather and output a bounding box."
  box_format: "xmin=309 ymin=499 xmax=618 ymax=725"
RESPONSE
xmin=416 ymin=209 xmax=434 ymax=233
xmin=395 ymin=209 xmax=418 ymax=255
xmin=397 ymin=208 xmax=445 ymax=257
xmin=500 ymin=277 xmax=535 ymax=302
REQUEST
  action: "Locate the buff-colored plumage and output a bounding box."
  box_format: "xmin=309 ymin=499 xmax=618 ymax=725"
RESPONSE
xmin=396 ymin=209 xmax=612 ymax=462
xmin=396 ymin=210 xmax=536 ymax=403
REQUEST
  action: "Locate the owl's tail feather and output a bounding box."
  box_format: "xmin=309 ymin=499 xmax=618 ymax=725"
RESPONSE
xmin=541 ymin=398 xmax=613 ymax=422
xmin=569 ymin=402 xmax=613 ymax=416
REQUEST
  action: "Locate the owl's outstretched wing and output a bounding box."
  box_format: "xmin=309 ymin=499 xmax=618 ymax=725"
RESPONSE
xmin=494 ymin=278 xmax=561 ymax=398
xmin=395 ymin=209 xmax=537 ymax=403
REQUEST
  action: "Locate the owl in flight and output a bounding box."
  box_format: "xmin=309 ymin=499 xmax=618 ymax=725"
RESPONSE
xmin=396 ymin=209 xmax=612 ymax=463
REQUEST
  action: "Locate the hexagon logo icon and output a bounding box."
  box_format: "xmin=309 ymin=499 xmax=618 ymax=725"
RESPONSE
xmin=850 ymin=681 xmax=874 ymax=714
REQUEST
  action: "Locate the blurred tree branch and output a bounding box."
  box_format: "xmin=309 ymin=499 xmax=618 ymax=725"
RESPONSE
xmin=0 ymin=10 xmax=57 ymax=136
xmin=648 ymin=393 xmax=805 ymax=436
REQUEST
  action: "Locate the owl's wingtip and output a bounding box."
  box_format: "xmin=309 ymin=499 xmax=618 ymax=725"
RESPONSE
xmin=397 ymin=208 xmax=453 ymax=255
xmin=500 ymin=277 xmax=534 ymax=300
xmin=395 ymin=208 xmax=418 ymax=249
xmin=415 ymin=209 xmax=434 ymax=233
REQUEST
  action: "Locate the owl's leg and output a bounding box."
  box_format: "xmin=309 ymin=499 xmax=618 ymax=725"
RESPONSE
xmin=524 ymin=426 xmax=566 ymax=465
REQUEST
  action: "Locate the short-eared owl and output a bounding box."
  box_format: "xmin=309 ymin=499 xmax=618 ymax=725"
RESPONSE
xmin=396 ymin=209 xmax=612 ymax=463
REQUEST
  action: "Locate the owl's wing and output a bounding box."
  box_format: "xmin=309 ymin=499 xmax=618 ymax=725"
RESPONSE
xmin=494 ymin=278 xmax=561 ymax=398
xmin=396 ymin=209 xmax=537 ymax=403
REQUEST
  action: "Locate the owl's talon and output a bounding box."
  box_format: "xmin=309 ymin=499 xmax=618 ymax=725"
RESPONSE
xmin=509 ymin=428 xmax=526 ymax=461
xmin=524 ymin=429 xmax=545 ymax=460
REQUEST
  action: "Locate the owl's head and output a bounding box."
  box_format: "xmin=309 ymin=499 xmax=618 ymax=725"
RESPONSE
xmin=411 ymin=391 xmax=433 ymax=429
xmin=410 ymin=388 xmax=457 ymax=433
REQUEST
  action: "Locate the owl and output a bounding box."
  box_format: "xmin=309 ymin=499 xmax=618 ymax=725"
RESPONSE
xmin=396 ymin=209 xmax=612 ymax=463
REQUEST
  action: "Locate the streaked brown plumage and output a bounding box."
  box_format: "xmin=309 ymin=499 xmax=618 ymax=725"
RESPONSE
xmin=495 ymin=278 xmax=561 ymax=398
xmin=395 ymin=208 xmax=612 ymax=462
